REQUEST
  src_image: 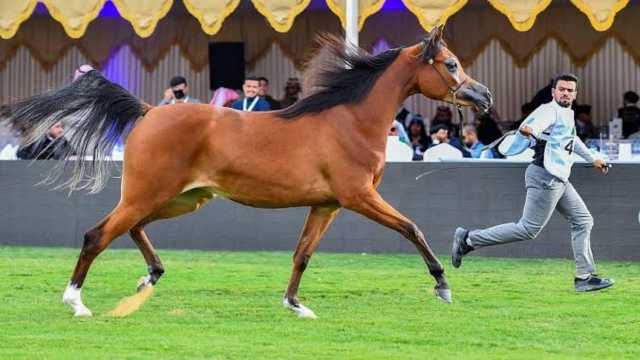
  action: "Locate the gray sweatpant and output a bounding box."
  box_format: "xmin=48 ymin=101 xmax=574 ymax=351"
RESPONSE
xmin=468 ymin=164 xmax=596 ymax=276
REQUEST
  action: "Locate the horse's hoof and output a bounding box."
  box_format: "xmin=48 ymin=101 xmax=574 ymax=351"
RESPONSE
xmin=136 ymin=276 xmax=152 ymax=293
xmin=74 ymin=307 xmax=93 ymax=317
xmin=63 ymin=283 xmax=93 ymax=317
xmin=283 ymin=298 xmax=318 ymax=319
xmin=434 ymin=287 xmax=452 ymax=304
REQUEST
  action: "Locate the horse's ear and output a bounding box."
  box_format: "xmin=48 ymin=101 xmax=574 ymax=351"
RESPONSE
xmin=409 ymin=41 xmax=426 ymax=59
xmin=433 ymin=24 xmax=444 ymax=42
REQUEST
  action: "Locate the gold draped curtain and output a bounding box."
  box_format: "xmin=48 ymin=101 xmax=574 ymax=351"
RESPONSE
xmin=1 ymin=0 xmax=635 ymax=39
xmin=183 ymin=0 xmax=241 ymax=35
xmin=326 ymin=0 xmax=385 ymax=30
xmin=487 ymin=0 xmax=551 ymax=31
xmin=0 ymin=2 xmax=638 ymax=72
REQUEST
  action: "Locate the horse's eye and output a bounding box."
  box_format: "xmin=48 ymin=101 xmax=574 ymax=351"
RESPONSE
xmin=445 ymin=59 xmax=458 ymax=73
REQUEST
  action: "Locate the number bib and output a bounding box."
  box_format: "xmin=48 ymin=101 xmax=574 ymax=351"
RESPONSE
xmin=538 ymin=104 xmax=577 ymax=182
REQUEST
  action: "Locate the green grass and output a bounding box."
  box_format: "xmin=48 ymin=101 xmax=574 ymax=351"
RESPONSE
xmin=1 ymin=247 xmax=639 ymax=359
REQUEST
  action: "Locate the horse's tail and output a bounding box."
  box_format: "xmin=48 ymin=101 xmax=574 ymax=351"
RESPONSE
xmin=0 ymin=70 xmax=151 ymax=193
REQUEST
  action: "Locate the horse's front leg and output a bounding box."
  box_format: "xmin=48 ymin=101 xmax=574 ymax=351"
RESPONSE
xmin=283 ymin=205 xmax=341 ymax=319
xmin=341 ymin=188 xmax=451 ymax=303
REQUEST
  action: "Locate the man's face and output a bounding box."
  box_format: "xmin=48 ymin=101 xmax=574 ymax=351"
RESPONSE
xmin=243 ymin=80 xmax=260 ymax=98
xmin=172 ymin=83 xmax=188 ymax=99
xmin=552 ymin=80 xmax=577 ymax=107
xmin=462 ymin=128 xmax=477 ymax=146
xmin=258 ymin=80 xmax=268 ymax=96
xmin=48 ymin=121 xmax=64 ymax=139
xmin=434 ymin=129 xmax=448 ymax=142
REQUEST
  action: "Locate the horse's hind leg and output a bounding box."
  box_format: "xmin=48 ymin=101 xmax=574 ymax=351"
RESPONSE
xmin=128 ymin=188 xmax=216 ymax=291
xmin=63 ymin=204 xmax=148 ymax=316
xmin=283 ymin=206 xmax=340 ymax=319
xmin=129 ymin=226 xmax=164 ymax=292
xmin=341 ymin=188 xmax=451 ymax=303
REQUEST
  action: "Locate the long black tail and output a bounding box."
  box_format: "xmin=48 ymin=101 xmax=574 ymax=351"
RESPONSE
xmin=0 ymin=70 xmax=150 ymax=193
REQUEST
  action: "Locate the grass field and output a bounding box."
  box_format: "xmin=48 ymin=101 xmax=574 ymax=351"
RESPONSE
xmin=1 ymin=247 xmax=639 ymax=359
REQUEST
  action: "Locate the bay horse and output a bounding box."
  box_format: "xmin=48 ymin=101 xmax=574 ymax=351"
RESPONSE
xmin=1 ymin=26 xmax=492 ymax=318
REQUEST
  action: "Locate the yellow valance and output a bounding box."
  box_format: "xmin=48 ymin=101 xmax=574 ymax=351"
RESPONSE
xmin=112 ymin=0 xmax=173 ymax=38
xmin=0 ymin=0 xmax=37 ymax=39
xmin=570 ymin=0 xmax=629 ymax=31
xmin=252 ymin=0 xmax=312 ymax=33
xmin=401 ymin=0 xmax=468 ymax=31
xmin=0 ymin=1 xmax=635 ymax=39
xmin=487 ymin=0 xmax=551 ymax=31
xmin=183 ymin=0 xmax=241 ymax=35
xmin=326 ymin=0 xmax=386 ymax=30
xmin=2 ymin=4 xmax=637 ymax=74
xmin=42 ymin=0 xmax=105 ymax=39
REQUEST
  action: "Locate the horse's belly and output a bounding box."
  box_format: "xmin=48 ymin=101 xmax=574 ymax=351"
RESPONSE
xmin=182 ymin=181 xmax=336 ymax=208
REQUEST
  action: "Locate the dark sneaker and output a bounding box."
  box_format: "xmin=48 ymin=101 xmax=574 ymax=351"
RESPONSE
xmin=574 ymin=274 xmax=615 ymax=292
xmin=452 ymin=227 xmax=473 ymax=268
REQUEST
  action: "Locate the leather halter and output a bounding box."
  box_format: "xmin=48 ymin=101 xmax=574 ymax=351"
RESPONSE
xmin=426 ymin=55 xmax=469 ymax=122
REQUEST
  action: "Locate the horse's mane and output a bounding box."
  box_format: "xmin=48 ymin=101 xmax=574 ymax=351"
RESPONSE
xmin=276 ymin=34 xmax=403 ymax=119
xmin=277 ymin=32 xmax=445 ymax=120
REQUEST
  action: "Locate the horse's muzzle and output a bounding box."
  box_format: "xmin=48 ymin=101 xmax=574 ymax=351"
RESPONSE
xmin=458 ymin=81 xmax=493 ymax=114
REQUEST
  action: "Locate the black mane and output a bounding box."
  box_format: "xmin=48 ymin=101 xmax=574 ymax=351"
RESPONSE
xmin=277 ymin=36 xmax=403 ymax=119
xmin=277 ymin=31 xmax=445 ymax=120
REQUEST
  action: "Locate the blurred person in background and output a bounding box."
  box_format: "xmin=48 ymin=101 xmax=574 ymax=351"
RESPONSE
xmin=159 ymin=76 xmax=201 ymax=105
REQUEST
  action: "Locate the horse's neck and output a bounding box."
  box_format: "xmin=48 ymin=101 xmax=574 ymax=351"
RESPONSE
xmin=354 ymin=55 xmax=416 ymax=134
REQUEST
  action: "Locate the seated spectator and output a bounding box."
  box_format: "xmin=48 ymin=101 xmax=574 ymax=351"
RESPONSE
xmin=17 ymin=121 xmax=74 ymax=160
xmin=423 ymin=143 xmax=464 ymax=161
xmin=431 ymin=106 xmax=459 ymax=137
xmin=618 ymin=91 xmax=640 ymax=138
xmin=230 ymin=76 xmax=271 ymax=112
xmin=575 ymin=104 xmax=595 ymax=140
xmin=279 ymin=77 xmax=302 ymax=108
xmin=407 ymin=114 xmax=431 ymax=160
xmin=430 ymin=122 xmax=471 ymax=157
xmin=158 ymin=76 xmax=201 ymax=105
xmin=462 ymin=124 xmax=494 ymax=159
xmin=476 ymin=109 xmax=503 ymax=146
xmin=429 ymin=124 xmax=449 ymax=146
xmin=258 ymin=77 xmax=281 ymax=110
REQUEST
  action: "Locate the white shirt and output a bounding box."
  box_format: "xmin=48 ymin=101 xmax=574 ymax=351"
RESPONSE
xmin=521 ymin=101 xmax=595 ymax=181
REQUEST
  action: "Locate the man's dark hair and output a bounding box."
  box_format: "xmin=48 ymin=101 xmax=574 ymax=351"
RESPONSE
xmin=169 ymin=76 xmax=187 ymax=87
xmin=623 ymin=91 xmax=639 ymax=104
xmin=552 ymin=73 xmax=578 ymax=89
xmin=429 ymin=124 xmax=449 ymax=135
xmin=245 ymin=76 xmax=260 ymax=82
xmin=257 ymin=76 xmax=268 ymax=84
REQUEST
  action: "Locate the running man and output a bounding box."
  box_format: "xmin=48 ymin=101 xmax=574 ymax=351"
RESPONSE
xmin=452 ymin=73 xmax=614 ymax=292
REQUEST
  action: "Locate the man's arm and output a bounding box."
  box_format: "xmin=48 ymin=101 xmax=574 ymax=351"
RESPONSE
xmin=518 ymin=105 xmax=554 ymax=139
xmin=573 ymin=136 xmax=596 ymax=163
xmin=574 ymin=136 xmax=609 ymax=174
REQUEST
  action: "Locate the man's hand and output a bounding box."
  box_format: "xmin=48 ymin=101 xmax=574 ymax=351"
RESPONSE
xmin=163 ymin=88 xmax=174 ymax=101
xmin=519 ymin=125 xmax=533 ymax=137
xmin=593 ymin=159 xmax=609 ymax=175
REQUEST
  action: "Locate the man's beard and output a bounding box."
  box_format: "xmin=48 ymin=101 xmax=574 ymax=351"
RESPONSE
xmin=556 ymin=99 xmax=572 ymax=108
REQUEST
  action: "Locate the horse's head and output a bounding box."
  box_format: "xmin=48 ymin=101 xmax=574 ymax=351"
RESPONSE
xmin=410 ymin=26 xmax=493 ymax=113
